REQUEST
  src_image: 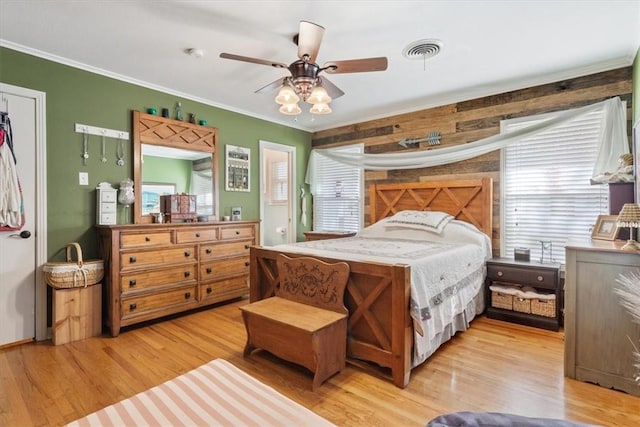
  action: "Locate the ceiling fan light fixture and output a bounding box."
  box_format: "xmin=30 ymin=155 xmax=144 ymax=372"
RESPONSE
xmin=307 ymin=85 xmax=331 ymax=105
xmin=310 ymin=103 xmax=331 ymax=115
xmin=279 ymin=103 xmax=302 ymax=115
xmin=275 ymin=86 xmax=299 ymax=104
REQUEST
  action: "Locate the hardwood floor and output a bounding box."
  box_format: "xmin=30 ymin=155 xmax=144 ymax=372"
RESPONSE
xmin=1 ymin=298 xmax=639 ymax=426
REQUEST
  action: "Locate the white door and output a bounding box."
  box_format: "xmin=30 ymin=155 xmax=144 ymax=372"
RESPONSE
xmin=0 ymin=83 xmax=47 ymax=346
xmin=259 ymin=141 xmax=296 ymax=246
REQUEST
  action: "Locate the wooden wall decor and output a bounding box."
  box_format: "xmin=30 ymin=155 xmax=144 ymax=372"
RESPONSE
xmin=311 ymin=67 xmax=634 ymax=255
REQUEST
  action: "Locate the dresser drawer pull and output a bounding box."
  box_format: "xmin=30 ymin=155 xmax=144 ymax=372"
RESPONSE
xmin=184 ymin=292 xmax=191 ymax=299
xmin=184 ymin=271 xmax=190 ymax=278
xmin=537 ymin=275 xmax=544 ymax=282
xmin=195 ymin=233 xmax=200 ymax=238
xmin=206 ymin=248 xmax=212 ymax=254
xmin=206 ymin=267 xmax=212 ymax=274
xmin=245 ymin=262 xmax=250 ymax=267
xmin=129 ymin=256 xmax=137 ymax=263
xmin=235 ymin=231 xmax=240 ymax=235
xmin=497 ymin=271 xmax=503 ymax=277
xmin=129 ymin=303 xmax=137 ymax=311
xmin=145 ymin=236 xmax=151 ymax=242
xmin=245 ymin=244 xmax=250 ymax=250
xmin=206 ymin=287 xmax=212 ymax=294
xmin=184 ymin=250 xmax=191 ymax=257
xmin=129 ymin=279 xmax=136 ymax=287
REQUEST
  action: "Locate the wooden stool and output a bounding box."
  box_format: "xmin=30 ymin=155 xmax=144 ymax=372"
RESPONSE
xmin=240 ymin=254 xmax=350 ymax=390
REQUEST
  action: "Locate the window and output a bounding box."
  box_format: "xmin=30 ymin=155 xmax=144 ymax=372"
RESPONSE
xmin=268 ymin=160 xmax=288 ymax=204
xmin=311 ymin=144 xmax=363 ymax=232
xmin=501 ymin=108 xmax=610 ymax=264
xmin=190 ymin=170 xmax=213 ymax=215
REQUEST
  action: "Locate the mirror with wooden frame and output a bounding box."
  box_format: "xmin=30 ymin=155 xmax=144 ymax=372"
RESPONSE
xmin=132 ymin=111 xmax=219 ymax=224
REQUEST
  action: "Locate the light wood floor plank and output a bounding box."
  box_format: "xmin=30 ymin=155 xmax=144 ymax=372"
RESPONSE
xmin=1 ymin=299 xmax=638 ymax=426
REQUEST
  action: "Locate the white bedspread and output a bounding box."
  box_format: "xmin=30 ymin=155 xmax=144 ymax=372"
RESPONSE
xmin=273 ymin=235 xmax=489 ymax=365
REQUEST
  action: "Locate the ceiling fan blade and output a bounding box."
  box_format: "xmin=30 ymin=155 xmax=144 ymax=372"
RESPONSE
xmin=219 ymin=53 xmax=287 ymax=69
xmin=318 ymin=77 xmax=344 ymax=99
xmin=255 ymin=78 xmax=286 ymax=94
xmin=297 ymin=21 xmax=325 ymax=63
xmin=322 ymin=57 xmax=388 ymax=74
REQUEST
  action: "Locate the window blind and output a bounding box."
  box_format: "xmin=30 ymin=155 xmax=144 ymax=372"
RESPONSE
xmin=190 ymin=170 xmax=213 ymax=215
xmin=501 ymin=108 xmax=609 ymax=264
xmin=312 ymin=144 xmax=363 ymax=232
xmin=269 ymin=160 xmax=288 ymax=204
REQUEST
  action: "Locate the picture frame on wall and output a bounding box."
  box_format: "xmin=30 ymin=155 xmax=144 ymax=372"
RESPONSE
xmin=141 ymin=182 xmax=175 ymax=215
xmin=591 ymin=214 xmax=620 ymax=241
xmin=225 ymin=144 xmax=250 ymax=192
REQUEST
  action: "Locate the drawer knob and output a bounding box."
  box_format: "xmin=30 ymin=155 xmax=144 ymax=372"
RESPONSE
xmin=537 ymin=275 xmax=544 ymax=282
xmin=184 ymin=250 xmax=191 ymax=257
xmin=235 ymin=231 xmax=240 ymax=235
xmin=184 ymin=271 xmax=190 ymax=278
xmin=195 ymin=233 xmax=200 ymax=238
xmin=206 ymin=267 xmax=212 ymax=274
xmin=244 ymin=244 xmax=250 ymax=250
xmin=206 ymin=248 xmax=212 ymax=254
xmin=129 ymin=256 xmax=137 ymax=263
xmin=184 ymin=292 xmax=191 ymax=299
xmin=245 ymin=262 xmax=250 ymax=267
xmin=497 ymin=271 xmax=503 ymax=277
xmin=145 ymin=236 xmax=151 ymax=242
xmin=129 ymin=279 xmax=136 ymax=287
xmin=206 ymin=287 xmax=212 ymax=294
xmin=129 ymin=303 xmax=137 ymax=311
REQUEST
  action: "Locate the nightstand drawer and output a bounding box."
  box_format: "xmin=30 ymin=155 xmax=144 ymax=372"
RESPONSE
xmin=487 ymin=264 xmax=557 ymax=289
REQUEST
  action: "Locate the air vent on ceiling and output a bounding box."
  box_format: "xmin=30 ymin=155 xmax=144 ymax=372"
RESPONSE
xmin=402 ymin=39 xmax=443 ymax=60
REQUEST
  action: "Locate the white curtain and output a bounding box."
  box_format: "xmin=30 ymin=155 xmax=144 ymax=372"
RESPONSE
xmin=306 ymin=97 xmax=628 ymax=189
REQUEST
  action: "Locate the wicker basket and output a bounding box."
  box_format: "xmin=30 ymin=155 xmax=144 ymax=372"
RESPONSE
xmin=531 ymin=297 xmax=556 ymax=317
xmin=43 ymin=242 xmax=104 ymax=289
xmin=491 ymin=291 xmax=513 ymax=310
xmin=513 ymin=296 xmax=532 ymax=314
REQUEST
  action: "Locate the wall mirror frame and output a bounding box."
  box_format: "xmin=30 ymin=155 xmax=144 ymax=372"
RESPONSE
xmin=132 ymin=111 xmax=219 ymax=224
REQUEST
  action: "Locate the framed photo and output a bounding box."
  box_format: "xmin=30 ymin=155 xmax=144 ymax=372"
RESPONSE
xmin=141 ymin=182 xmax=175 ymax=215
xmin=591 ymin=214 xmax=620 ymax=241
xmin=225 ymin=144 xmax=250 ymax=192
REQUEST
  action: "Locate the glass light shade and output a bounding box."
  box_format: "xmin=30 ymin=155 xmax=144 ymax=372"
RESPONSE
xmin=279 ymin=103 xmax=301 ymax=115
xmin=310 ymin=103 xmax=332 ymax=115
xmin=275 ymin=86 xmax=299 ymax=105
xmin=307 ymin=86 xmax=331 ymax=105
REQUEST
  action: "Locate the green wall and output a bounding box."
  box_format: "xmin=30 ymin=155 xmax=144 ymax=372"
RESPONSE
xmin=0 ymin=47 xmax=312 ymax=261
xmin=634 ymin=46 xmax=640 ymax=123
xmin=143 ymin=156 xmax=192 ymax=193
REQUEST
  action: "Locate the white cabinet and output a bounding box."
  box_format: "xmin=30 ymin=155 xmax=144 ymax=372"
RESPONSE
xmin=564 ymin=240 xmax=640 ymax=396
xmin=96 ymin=182 xmax=117 ymax=225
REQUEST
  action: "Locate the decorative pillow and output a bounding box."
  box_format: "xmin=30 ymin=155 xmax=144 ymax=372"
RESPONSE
xmin=383 ymin=210 xmax=453 ymax=234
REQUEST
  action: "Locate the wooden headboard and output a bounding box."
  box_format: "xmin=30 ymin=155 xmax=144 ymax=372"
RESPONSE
xmin=370 ymin=178 xmax=493 ymax=237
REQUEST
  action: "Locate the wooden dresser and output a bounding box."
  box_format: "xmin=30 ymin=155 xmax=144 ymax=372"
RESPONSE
xmin=97 ymin=221 xmax=259 ymax=336
xmin=564 ymin=239 xmax=640 ymax=396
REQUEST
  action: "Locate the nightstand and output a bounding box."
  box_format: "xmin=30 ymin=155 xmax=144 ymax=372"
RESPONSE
xmin=303 ymin=231 xmax=356 ymax=241
xmin=485 ymin=258 xmax=561 ymax=331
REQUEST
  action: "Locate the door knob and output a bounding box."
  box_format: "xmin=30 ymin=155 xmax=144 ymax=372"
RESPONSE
xmin=9 ymin=230 xmax=31 ymax=239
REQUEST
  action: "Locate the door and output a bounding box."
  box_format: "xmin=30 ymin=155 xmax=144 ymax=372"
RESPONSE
xmin=259 ymin=141 xmax=296 ymax=246
xmin=0 ymin=83 xmax=47 ymax=346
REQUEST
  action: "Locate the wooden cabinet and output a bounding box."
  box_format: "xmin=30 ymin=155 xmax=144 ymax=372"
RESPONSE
xmin=485 ymin=258 xmax=561 ymax=331
xmin=97 ymin=221 xmax=259 ymax=336
xmin=565 ymin=240 xmax=640 ymax=396
xmin=303 ymin=231 xmax=356 ymax=241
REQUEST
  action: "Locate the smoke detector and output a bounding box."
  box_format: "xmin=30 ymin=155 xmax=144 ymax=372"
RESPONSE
xmin=402 ymin=39 xmax=443 ymax=60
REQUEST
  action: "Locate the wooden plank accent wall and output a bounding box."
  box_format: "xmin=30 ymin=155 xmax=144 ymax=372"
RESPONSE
xmin=311 ymin=67 xmax=633 ymax=255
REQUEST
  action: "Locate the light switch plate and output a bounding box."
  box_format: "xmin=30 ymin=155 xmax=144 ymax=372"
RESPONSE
xmin=79 ymin=172 xmax=89 ymax=186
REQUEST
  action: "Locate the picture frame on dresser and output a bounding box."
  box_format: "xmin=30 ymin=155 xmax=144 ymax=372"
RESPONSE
xmin=591 ymin=214 xmax=620 ymax=240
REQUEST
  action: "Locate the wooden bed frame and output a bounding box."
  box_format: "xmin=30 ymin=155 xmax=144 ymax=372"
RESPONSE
xmin=249 ymin=178 xmax=493 ymax=388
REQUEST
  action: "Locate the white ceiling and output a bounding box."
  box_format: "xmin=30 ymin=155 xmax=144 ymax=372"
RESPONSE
xmin=1 ymin=1 xmax=639 ymax=133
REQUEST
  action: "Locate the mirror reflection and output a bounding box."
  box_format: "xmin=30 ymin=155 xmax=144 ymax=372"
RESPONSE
xmin=141 ymin=144 xmax=214 ymax=217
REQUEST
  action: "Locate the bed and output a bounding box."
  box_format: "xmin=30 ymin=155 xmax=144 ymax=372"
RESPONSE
xmin=250 ymin=178 xmax=493 ymax=388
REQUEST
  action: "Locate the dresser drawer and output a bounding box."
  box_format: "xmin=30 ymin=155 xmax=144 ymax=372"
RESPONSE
xmin=220 ymin=225 xmax=255 ymax=240
xmin=176 ymin=228 xmax=217 ymax=243
xmin=121 ymin=231 xmax=173 ymax=248
xmin=121 ymin=286 xmax=197 ymax=318
xmin=487 ymin=264 xmax=557 ymax=289
xmin=200 ymin=257 xmax=250 ymax=281
xmin=201 ymin=276 xmax=248 ymax=301
xmin=120 ymin=265 xmax=197 ymax=293
xmin=121 ymin=246 xmax=196 ymax=269
xmin=200 ymin=240 xmax=252 ymax=260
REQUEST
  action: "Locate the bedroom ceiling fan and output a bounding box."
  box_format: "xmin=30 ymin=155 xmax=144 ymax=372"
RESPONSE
xmin=219 ymin=20 xmax=388 ymax=115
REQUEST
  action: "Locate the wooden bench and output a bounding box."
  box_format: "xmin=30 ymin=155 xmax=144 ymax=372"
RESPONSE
xmin=240 ymin=254 xmax=350 ymax=390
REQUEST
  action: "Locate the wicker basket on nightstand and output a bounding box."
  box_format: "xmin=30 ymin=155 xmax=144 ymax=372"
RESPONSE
xmin=531 ymin=297 xmax=556 ymax=317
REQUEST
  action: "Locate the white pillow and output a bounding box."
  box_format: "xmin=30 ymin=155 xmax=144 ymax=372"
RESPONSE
xmin=383 ymin=210 xmax=453 ymax=234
